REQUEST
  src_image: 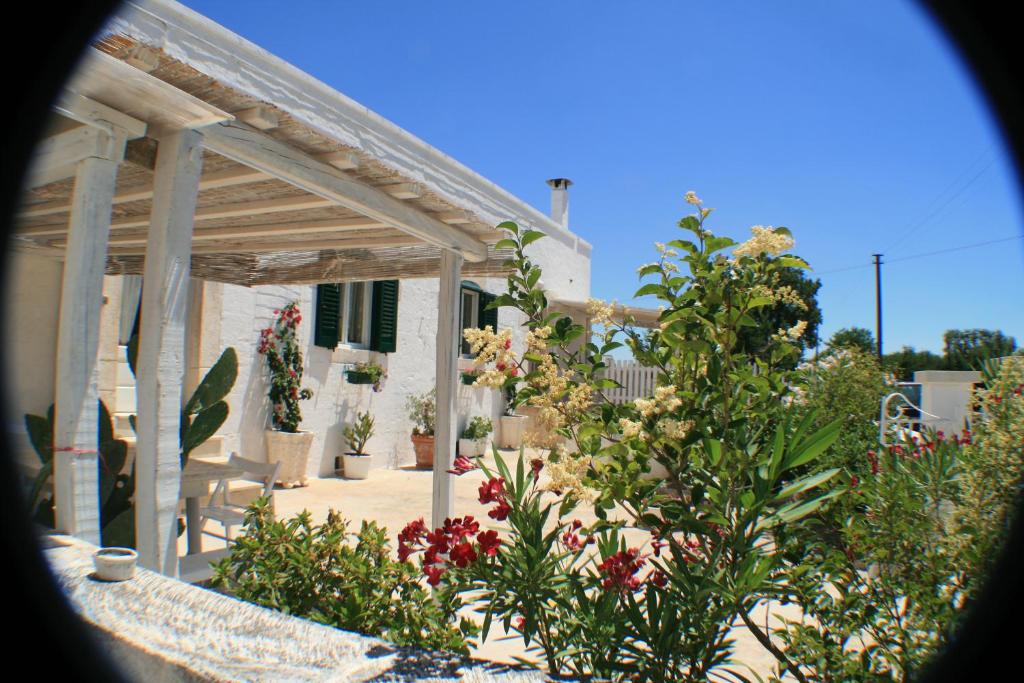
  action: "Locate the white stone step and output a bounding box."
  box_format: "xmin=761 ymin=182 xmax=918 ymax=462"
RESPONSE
xmin=115 ymin=386 xmax=136 ymax=413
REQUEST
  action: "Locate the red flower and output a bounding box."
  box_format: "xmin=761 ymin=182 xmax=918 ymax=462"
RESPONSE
xmin=477 ymin=530 xmax=501 ymax=557
xmin=398 ymin=541 xmax=415 ymax=562
xmin=424 ymin=563 xmax=445 ymax=586
xmin=448 ymin=455 xmax=479 ymax=476
xmin=850 ymin=475 xmax=860 ymax=489
xmin=488 ymin=499 xmax=512 ymax=521
xmin=442 ymin=516 xmax=480 ymax=541
xmin=650 ymin=570 xmax=668 ymax=588
xmin=399 ymin=518 xmax=427 ymax=545
xmin=867 ymin=450 xmax=880 ymax=476
xmin=504 ymin=338 xmax=512 ymax=350
xmin=561 ymin=530 xmax=583 ymax=551
xmin=449 ymin=541 xmax=478 ymax=568
xmin=514 ymin=616 xmax=525 ymax=630
xmin=597 ymin=548 xmax=646 ymax=593
xmin=508 ymin=367 xmax=518 ymax=377
xmin=496 ymin=362 xmax=507 ymax=371
xmin=479 ymin=477 xmax=506 ymax=504
xmin=530 ymin=459 xmax=544 ymax=478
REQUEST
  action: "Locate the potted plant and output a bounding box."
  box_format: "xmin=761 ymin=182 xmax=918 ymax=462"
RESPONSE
xmin=460 ymin=368 xmax=481 ymax=386
xmin=340 ymin=411 xmax=375 ymax=479
xmin=346 ymin=362 xmax=386 ymax=392
xmin=458 ymin=416 xmax=493 ymax=457
xmin=498 ymin=384 xmax=528 ymax=449
xmin=406 ymin=389 xmax=436 ymax=469
xmin=258 ymin=302 xmax=314 ymax=488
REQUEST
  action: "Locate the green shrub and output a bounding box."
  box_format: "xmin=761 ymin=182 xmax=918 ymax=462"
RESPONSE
xmin=342 ymin=411 xmax=375 ymax=454
xmin=461 ymin=416 xmax=493 ymax=440
xmin=212 ymin=498 xmax=475 ymax=653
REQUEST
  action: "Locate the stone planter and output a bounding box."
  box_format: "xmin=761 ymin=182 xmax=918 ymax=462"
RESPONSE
xmin=458 ymin=437 xmax=487 ymax=457
xmin=498 ymin=415 xmax=528 ymax=449
xmin=411 ymin=433 xmax=435 ymax=469
xmin=266 ymin=430 xmax=314 ymax=488
xmin=93 ymin=547 xmax=137 ymax=581
xmin=342 ymin=452 xmax=372 ymax=479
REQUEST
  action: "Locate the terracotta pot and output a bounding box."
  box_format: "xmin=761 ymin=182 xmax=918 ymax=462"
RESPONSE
xmin=411 ymin=433 xmax=435 ymax=469
xmin=266 ymin=430 xmax=314 ymax=488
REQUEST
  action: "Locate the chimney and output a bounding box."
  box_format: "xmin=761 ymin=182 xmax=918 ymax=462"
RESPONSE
xmin=546 ymin=178 xmax=572 ymax=229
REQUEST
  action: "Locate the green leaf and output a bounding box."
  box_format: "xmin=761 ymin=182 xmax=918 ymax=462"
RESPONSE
xmin=27 ymin=460 xmax=53 ymax=511
xmin=182 ymin=402 xmax=229 ymax=464
xmin=496 ymin=221 xmax=519 ymax=235
xmin=772 ymin=468 xmax=840 ymax=503
xmin=25 ymin=412 xmax=53 ymax=464
xmin=520 ymin=230 xmax=546 ymax=248
xmin=782 ymin=420 xmax=841 ymax=472
xmin=185 ymin=347 xmax=238 ymax=414
xmin=634 ymin=283 xmax=667 ymax=298
xmin=102 ymin=508 xmax=136 ymax=548
xmin=494 ymin=238 xmax=518 ymax=251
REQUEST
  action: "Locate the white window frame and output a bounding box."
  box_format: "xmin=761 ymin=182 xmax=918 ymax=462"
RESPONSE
xmin=340 ymin=281 xmax=372 ymax=349
xmin=461 ymin=287 xmax=479 ymax=357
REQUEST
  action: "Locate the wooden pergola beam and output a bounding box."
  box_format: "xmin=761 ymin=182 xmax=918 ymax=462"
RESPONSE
xmin=106 ymin=234 xmax=420 ymax=255
xmin=203 ymin=120 xmax=489 ymax=262
xmin=26 ymin=127 xmax=126 ymax=189
xmin=85 ymin=217 xmax=389 ymax=246
xmin=20 ymin=166 xmax=269 ymax=218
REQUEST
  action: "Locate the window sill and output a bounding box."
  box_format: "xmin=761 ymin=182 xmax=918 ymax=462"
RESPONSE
xmin=330 ymin=346 xmax=377 ymax=365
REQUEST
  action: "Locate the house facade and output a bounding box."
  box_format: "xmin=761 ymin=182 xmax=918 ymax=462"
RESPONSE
xmin=3 ymin=0 xmax=591 ymax=574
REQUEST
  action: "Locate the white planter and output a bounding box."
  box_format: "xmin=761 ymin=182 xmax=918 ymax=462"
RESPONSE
xmin=265 ymin=430 xmax=314 ymax=488
xmin=498 ymin=415 xmax=528 ymax=449
xmin=342 ymin=453 xmax=372 ymax=479
xmin=93 ymin=547 xmax=137 ymax=581
xmin=459 ymin=437 xmax=489 ymax=457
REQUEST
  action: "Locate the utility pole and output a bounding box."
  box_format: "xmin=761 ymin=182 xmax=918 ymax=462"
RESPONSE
xmin=873 ymin=254 xmax=883 ymax=359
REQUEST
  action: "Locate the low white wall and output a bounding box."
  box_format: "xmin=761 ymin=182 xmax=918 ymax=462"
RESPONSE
xmin=915 ymin=370 xmax=981 ymax=435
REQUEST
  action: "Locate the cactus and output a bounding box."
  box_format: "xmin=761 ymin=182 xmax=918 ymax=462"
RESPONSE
xmin=23 ymin=399 xmax=135 ymax=546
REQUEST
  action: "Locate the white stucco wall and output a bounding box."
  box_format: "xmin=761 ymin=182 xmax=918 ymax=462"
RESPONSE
xmin=212 ymin=275 xmax=526 ymax=478
xmin=915 ymin=370 xmax=981 ymax=435
xmin=2 ymin=251 xmax=64 ymax=465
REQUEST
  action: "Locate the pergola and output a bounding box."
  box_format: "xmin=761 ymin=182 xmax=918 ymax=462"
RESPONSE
xmin=15 ymin=38 xmax=515 ymax=577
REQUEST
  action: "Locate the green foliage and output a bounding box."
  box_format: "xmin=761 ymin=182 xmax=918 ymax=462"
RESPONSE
xmin=943 ymin=328 xmax=1017 ymax=371
xmin=422 ymin=201 xmax=847 ymax=681
xmin=23 ymin=400 xmax=136 ymax=547
xmin=883 ymin=345 xmax=945 ymax=382
xmin=827 ymin=327 xmax=875 ymax=354
xmin=211 ymin=498 xmax=474 ymax=653
xmin=795 ymin=347 xmax=890 ymax=477
xmin=461 ymin=416 xmax=493 ymax=440
xmin=181 ymin=347 xmax=237 ymax=467
xmin=405 ymin=390 xmax=436 ymax=436
xmin=736 ymin=262 xmax=823 ymax=367
xmin=342 ymin=411 xmax=375 ymax=454
xmin=347 ymin=361 xmax=386 ymax=391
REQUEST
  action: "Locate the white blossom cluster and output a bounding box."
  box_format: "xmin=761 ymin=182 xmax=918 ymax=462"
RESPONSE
xmin=733 ymin=226 xmax=795 ymax=258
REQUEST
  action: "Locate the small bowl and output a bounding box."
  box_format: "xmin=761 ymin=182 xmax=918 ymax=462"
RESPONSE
xmin=93 ymin=547 xmax=138 ymax=581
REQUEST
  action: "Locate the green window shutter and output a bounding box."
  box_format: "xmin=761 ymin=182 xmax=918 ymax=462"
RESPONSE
xmin=370 ymin=280 xmax=399 ymax=353
xmin=479 ymin=291 xmax=498 ymax=331
xmin=314 ymin=284 xmax=341 ymax=348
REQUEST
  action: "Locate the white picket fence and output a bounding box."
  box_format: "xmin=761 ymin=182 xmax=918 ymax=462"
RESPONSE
xmin=599 ymin=358 xmax=660 ymax=405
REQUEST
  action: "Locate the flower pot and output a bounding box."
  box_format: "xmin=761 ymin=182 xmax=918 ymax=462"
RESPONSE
xmin=342 ymin=452 xmax=373 ymax=479
xmin=411 ymin=433 xmax=435 ymax=469
xmin=458 ymin=437 xmax=488 ymax=457
xmin=266 ymin=430 xmax=314 ymax=488
xmin=498 ymin=415 xmax=528 ymax=449
xmin=93 ymin=547 xmax=137 ymax=581
xmin=461 ymin=373 xmax=479 ymax=386
xmin=346 ymin=370 xmax=376 ymax=385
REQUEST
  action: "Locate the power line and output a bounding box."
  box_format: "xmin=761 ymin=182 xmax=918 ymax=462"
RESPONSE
xmin=817 ymin=233 xmax=1023 ymax=275
xmin=884 ymin=149 xmax=996 ymax=253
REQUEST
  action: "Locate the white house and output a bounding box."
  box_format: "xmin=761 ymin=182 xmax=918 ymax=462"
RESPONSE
xmin=3 ymin=0 xmax=592 ymax=576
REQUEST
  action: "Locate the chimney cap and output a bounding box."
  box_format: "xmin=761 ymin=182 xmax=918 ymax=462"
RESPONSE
xmin=546 ymin=178 xmax=573 ymax=189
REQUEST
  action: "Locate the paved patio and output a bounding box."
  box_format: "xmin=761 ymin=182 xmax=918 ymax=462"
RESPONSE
xmin=180 ymin=447 xmax=801 ymax=679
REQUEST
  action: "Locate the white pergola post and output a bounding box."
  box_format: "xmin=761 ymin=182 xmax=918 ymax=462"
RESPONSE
xmin=53 ymin=147 xmax=124 ymax=543
xmin=135 ymin=128 xmax=204 ymax=576
xmin=432 ymin=250 xmax=463 ymax=529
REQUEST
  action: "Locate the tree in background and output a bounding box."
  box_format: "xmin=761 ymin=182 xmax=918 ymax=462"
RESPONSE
xmin=883 ymin=346 xmax=946 ymax=382
xmin=737 ymin=263 xmax=822 ymax=368
xmin=943 ymin=328 xmax=1017 ymax=371
xmin=827 ymin=326 xmax=875 ymax=354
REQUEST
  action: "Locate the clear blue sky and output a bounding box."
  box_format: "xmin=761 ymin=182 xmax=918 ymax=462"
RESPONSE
xmin=180 ymin=0 xmax=1023 ymax=355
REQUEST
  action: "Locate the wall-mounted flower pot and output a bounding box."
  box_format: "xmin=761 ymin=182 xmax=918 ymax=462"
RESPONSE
xmin=346 ymin=371 xmax=376 ymax=385
xmin=93 ymin=547 xmax=138 ymax=581
xmin=498 ymin=415 xmax=528 ymax=449
xmin=411 ymin=433 xmax=435 ymax=469
xmin=460 ymin=373 xmax=479 ymax=386
xmin=266 ymin=429 xmax=314 ymax=488
xmin=342 ymin=452 xmax=373 ymax=479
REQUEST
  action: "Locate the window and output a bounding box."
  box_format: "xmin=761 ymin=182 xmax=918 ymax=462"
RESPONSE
xmin=314 ymin=280 xmax=399 ymax=353
xmin=460 ymin=281 xmax=499 ymax=356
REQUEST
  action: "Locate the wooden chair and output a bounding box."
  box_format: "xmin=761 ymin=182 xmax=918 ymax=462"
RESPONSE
xmin=199 ymin=453 xmax=281 ymax=542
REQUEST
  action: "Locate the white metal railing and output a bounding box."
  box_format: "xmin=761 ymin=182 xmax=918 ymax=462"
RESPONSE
xmin=878 ymin=391 xmax=948 ymax=446
xmin=600 ymin=358 xmax=660 ymax=405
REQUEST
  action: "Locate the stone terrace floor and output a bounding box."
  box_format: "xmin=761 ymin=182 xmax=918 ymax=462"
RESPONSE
xmin=180 ymin=447 xmax=802 ymax=680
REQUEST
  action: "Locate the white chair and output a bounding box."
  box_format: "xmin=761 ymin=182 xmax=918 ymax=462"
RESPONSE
xmin=199 ymin=453 xmax=281 ymax=542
